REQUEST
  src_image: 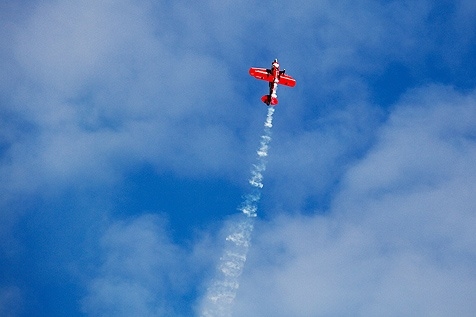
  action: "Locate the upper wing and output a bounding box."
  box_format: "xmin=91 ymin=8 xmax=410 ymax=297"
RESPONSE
xmin=249 ymin=67 xmax=274 ymax=82
xmin=278 ymin=73 xmax=296 ymax=87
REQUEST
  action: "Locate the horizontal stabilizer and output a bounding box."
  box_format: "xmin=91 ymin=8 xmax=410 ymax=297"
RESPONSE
xmin=261 ymin=95 xmax=278 ymax=106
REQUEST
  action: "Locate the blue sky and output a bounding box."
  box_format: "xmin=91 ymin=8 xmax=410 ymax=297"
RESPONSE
xmin=1 ymin=0 xmax=476 ymax=316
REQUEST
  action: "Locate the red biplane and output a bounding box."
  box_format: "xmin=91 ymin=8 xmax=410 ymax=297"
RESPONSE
xmin=249 ymin=59 xmax=296 ymax=106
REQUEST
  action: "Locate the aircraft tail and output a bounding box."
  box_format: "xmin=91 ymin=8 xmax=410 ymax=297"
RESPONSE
xmin=261 ymin=95 xmax=278 ymax=106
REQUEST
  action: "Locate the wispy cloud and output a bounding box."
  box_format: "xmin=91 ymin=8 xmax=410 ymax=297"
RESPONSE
xmin=82 ymin=214 xmax=214 ymax=316
xmin=233 ymin=85 xmax=476 ymax=316
xmin=1 ymin=1 xmax=475 ymax=316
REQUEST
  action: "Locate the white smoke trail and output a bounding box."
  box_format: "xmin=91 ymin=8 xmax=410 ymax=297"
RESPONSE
xmin=200 ymin=107 xmax=275 ymax=317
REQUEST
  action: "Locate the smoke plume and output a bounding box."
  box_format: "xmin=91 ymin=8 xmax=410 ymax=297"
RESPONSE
xmin=200 ymin=107 xmax=275 ymax=316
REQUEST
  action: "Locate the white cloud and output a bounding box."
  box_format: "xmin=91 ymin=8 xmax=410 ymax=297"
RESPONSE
xmin=82 ymin=214 xmax=217 ymax=316
xmin=1 ymin=0 xmax=251 ymax=199
xmin=233 ymin=85 xmax=476 ymax=316
xmin=2 ymin=0 xmax=473 ymax=201
xmin=1 ymin=1 xmax=476 ymax=316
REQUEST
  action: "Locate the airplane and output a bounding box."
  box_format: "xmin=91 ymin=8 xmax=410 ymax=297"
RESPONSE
xmin=249 ymin=59 xmax=296 ymax=106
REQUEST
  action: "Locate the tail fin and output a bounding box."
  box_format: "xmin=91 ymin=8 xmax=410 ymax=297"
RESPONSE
xmin=261 ymin=95 xmax=278 ymax=106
